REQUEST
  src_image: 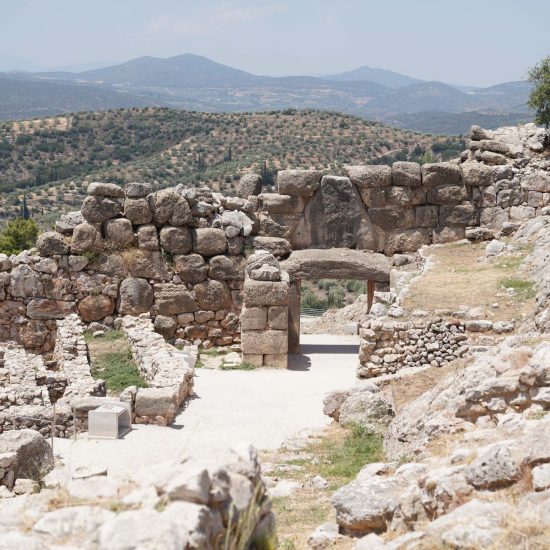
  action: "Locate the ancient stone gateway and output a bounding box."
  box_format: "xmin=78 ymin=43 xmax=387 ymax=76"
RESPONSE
xmin=240 ymin=248 xmax=391 ymax=367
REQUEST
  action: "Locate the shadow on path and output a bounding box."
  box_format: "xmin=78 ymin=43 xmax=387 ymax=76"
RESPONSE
xmin=299 ymin=344 xmax=360 ymax=355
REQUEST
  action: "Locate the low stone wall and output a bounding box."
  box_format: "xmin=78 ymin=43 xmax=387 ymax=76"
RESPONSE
xmin=358 ymin=319 xmax=470 ymax=378
xmin=121 ymin=315 xmax=196 ymax=425
xmin=55 ymin=314 xmax=106 ymax=403
xmin=241 ymin=252 xmax=290 ymax=368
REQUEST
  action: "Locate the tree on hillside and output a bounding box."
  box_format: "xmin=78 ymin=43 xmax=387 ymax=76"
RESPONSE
xmin=528 ymin=57 xmax=550 ymax=130
xmin=0 ymin=218 xmax=39 ymax=255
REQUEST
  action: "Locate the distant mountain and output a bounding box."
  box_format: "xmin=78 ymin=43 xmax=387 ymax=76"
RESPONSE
xmin=0 ymin=74 xmax=153 ymax=121
xmin=48 ymin=60 xmax=121 ymax=73
xmin=59 ymin=53 xmax=258 ymax=88
xmin=0 ymin=53 xmax=534 ymax=134
xmin=324 ymin=65 xmax=423 ymax=88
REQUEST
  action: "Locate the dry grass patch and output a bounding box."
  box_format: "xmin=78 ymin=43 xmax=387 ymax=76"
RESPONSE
xmin=402 ymin=242 xmax=534 ymax=322
xmin=261 ymin=424 xmax=383 ymax=549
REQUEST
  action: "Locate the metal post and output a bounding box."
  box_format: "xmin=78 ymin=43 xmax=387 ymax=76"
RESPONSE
xmin=73 ymin=405 xmax=77 ymax=441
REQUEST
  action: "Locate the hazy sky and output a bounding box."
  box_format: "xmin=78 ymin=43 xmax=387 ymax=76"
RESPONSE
xmin=1 ymin=0 xmax=549 ymax=86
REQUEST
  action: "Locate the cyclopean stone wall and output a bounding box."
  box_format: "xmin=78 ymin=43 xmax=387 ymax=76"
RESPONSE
xmin=0 ymin=123 xmax=547 ymax=354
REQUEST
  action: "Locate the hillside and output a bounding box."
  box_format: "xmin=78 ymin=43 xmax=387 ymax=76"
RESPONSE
xmin=0 ymin=73 xmax=153 ymax=121
xmin=0 ymin=107 xmax=463 ymax=226
xmin=0 ymin=54 xmax=533 ymax=134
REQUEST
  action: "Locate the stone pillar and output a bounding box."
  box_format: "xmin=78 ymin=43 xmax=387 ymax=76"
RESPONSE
xmin=288 ymin=280 xmax=301 ymax=353
xmin=241 ymin=252 xmax=289 ymax=368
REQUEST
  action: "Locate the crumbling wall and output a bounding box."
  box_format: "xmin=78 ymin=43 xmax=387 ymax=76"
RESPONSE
xmin=0 ymin=123 xmax=547 ymax=355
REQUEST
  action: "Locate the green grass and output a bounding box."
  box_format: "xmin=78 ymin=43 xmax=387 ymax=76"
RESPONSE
xmin=201 ymin=348 xmax=221 ymax=357
xmin=91 ymin=349 xmax=147 ymax=392
xmin=320 ymin=425 xmax=384 ymax=481
xmin=500 ymin=277 xmax=536 ymax=300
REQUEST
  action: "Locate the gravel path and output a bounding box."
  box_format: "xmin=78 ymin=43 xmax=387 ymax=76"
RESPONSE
xmin=53 ymin=334 xmax=359 ymax=479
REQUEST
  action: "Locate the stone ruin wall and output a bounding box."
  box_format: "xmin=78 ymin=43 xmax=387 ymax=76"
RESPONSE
xmin=0 ymin=123 xmax=548 ymax=357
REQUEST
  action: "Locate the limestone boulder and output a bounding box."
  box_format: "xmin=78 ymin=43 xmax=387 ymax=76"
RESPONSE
xmin=193 ymin=228 xmax=227 ymax=256
xmin=208 ymin=256 xmax=245 ymax=280
xmin=391 ymin=161 xmax=421 ymax=188
xmin=260 ymin=193 xmax=305 ymax=215
xmin=464 ymin=444 xmax=522 ymax=489
xmin=174 ymin=254 xmax=209 ymax=283
xmin=78 ymin=295 xmax=115 ymax=322
xmin=194 ymin=280 xmax=232 ymax=310
xmin=243 ymin=279 xmax=289 ymax=307
xmin=281 ymin=248 xmax=390 ymax=282
xmin=149 ymin=189 xmax=192 ymax=226
xmin=421 ymin=162 xmax=462 ymax=188
xmin=135 ymin=387 xmax=177 ymax=422
xmin=103 ymin=218 xmax=135 ymax=248
xmin=293 ymin=175 xmax=378 ymax=250
xmin=415 ymin=205 xmax=439 ymax=228
xmin=460 ymin=161 xmax=494 ymax=187
xmin=36 ymin=231 xmax=68 ymax=256
xmin=439 ymin=203 xmax=479 ymax=226
xmin=160 ymin=227 xmax=192 ymax=255
xmin=118 ymin=278 xmax=154 ymax=315
xmin=81 ymin=196 xmax=122 ymax=223
xmin=153 ymin=284 xmax=198 ymax=315
xmin=369 ymin=206 xmax=416 ymax=230
xmin=0 ymin=430 xmax=54 ymax=486
xmin=241 ymin=329 xmax=288 ymax=354
xmin=237 ymin=173 xmax=262 ymax=198
xmin=427 ymin=185 xmax=469 ymax=205
xmin=154 ymin=315 xmax=177 ymax=339
xmin=27 ymin=299 xmax=75 ymax=320
xmin=384 ymin=227 xmax=432 ymax=256
xmin=125 ymin=250 xmax=169 ymax=279
xmin=124 ymin=198 xmax=152 ymax=225
xmin=339 ymin=390 xmax=395 ymax=435
xmin=136 ymin=224 xmax=159 ymax=251
xmin=87 ymin=182 xmax=125 ymax=198
xmin=277 ymin=169 xmax=322 ymax=197
xmin=71 ymin=223 xmax=103 ymax=254
xmin=345 ymin=165 xmax=392 ymax=188
xmin=9 ymin=264 xmax=44 ymax=298
xmin=125 ymin=182 xmax=152 ymax=198
xmin=252 ymin=236 xmax=291 ymax=258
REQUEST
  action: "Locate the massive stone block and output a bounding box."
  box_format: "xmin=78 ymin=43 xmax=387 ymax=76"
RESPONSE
xmin=71 ymin=223 xmax=103 ymax=254
xmin=194 ymin=280 xmax=232 ymax=310
xmin=78 ymin=295 xmax=115 ymax=322
xmin=241 ymin=330 xmax=288 ymax=355
xmin=461 ymin=162 xmax=494 ymax=187
xmin=415 ymin=205 xmax=439 ymax=228
xmin=154 ymin=284 xmax=198 ymax=315
xmin=149 ymin=189 xmax=192 ymax=226
xmin=81 ymin=196 xmax=122 ymax=223
xmin=427 ymin=185 xmax=469 ymax=205
xmin=368 ymin=207 xmax=416 ymax=230
xmin=293 ymin=175 xmax=378 ymax=250
xmin=193 ymin=228 xmax=227 ymax=256
xmin=238 ymin=173 xmax=263 ymax=198
xmin=240 ymin=306 xmax=268 ymax=331
xmin=385 ymin=187 xmax=425 ymax=207
xmin=118 ymin=278 xmax=154 ymax=315
xmin=124 ymin=250 xmax=169 ymax=279
xmin=421 ymin=162 xmax=461 ymax=188
xmin=159 ymin=227 xmax=192 ymax=255
xmin=277 ymin=169 xmax=322 ymax=197
xmin=124 ymin=198 xmax=153 ymax=225
xmin=136 ymin=224 xmax=160 ymax=251
xmin=103 ymin=218 xmax=135 ymax=248
xmin=260 ymin=193 xmax=305 ymax=214
xmin=439 ymin=203 xmax=479 ymax=226
xmin=345 ymin=166 xmax=392 ymax=188
xmin=87 ymin=182 xmax=125 ymax=198
xmin=391 ymin=162 xmax=421 ymax=188
xmin=174 ymin=254 xmax=209 ymax=283
xmin=27 ymin=299 xmax=75 ymax=320
xmin=36 ymin=232 xmax=68 ymax=256
xmin=243 ymin=279 xmax=289 ymax=307
xmin=383 ymin=228 xmax=432 ymax=255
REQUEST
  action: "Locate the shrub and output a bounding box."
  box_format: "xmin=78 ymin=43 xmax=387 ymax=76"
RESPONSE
xmin=0 ymin=217 xmax=39 ymax=254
